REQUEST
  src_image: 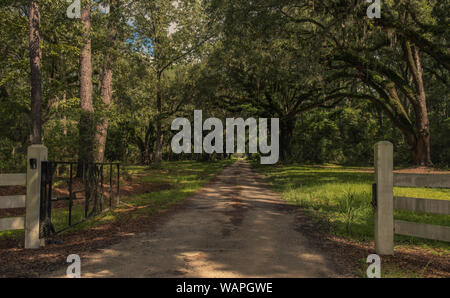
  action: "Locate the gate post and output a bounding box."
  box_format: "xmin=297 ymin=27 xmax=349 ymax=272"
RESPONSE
xmin=374 ymin=141 xmax=394 ymax=255
xmin=25 ymin=145 xmax=48 ymax=249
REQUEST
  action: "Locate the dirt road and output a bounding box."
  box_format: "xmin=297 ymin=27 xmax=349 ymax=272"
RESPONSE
xmin=50 ymin=160 xmax=339 ymax=278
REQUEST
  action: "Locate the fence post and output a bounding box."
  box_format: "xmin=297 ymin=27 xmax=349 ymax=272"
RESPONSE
xmin=374 ymin=141 xmax=394 ymax=255
xmin=25 ymin=145 xmax=48 ymax=249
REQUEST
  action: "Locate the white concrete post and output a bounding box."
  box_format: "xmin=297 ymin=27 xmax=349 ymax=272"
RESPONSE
xmin=374 ymin=141 xmax=394 ymax=255
xmin=25 ymin=145 xmax=48 ymax=249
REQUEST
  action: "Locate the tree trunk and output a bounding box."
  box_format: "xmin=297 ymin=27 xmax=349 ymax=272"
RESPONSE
xmin=28 ymin=0 xmax=42 ymax=145
xmin=377 ymin=109 xmax=384 ymax=137
xmin=409 ymin=100 xmax=432 ymax=166
xmin=95 ymin=1 xmax=118 ymax=162
xmin=95 ymin=67 xmax=112 ymax=162
xmin=134 ymin=119 xmax=155 ymax=165
xmin=280 ymin=118 xmax=296 ymax=161
xmin=78 ymin=5 xmax=94 ymax=176
xmin=154 ymin=72 xmax=163 ymax=165
xmin=404 ymin=42 xmax=432 ymax=166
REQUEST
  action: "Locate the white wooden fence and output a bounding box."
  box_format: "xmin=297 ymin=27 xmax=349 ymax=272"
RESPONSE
xmin=374 ymin=141 xmax=450 ymax=255
xmin=0 ymin=145 xmax=47 ymax=249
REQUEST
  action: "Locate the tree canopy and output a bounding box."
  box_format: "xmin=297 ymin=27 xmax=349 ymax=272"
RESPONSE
xmin=0 ymin=0 xmax=448 ymax=171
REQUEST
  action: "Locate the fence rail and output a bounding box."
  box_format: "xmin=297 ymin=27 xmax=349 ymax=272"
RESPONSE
xmin=0 ymin=195 xmax=26 ymax=209
xmin=0 ymin=145 xmax=48 ymax=248
xmin=0 ymin=174 xmax=26 ymax=232
xmin=0 ymin=217 xmax=25 ymax=231
xmin=0 ymin=173 xmax=26 ymax=186
xmin=394 ymin=196 xmax=450 ymax=215
xmin=1 ymin=147 xmax=120 ymax=249
xmin=394 ymin=220 xmax=450 ymax=242
xmin=374 ymin=141 xmax=450 ymax=255
xmin=394 ymin=173 xmax=450 ymax=189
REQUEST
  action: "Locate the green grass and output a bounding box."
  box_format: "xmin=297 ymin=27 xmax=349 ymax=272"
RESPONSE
xmin=0 ymin=159 xmax=233 ymax=243
xmin=252 ymin=163 xmax=450 ymax=253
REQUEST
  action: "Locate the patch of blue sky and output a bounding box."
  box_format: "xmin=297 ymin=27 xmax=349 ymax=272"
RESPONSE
xmin=93 ymin=0 xmax=110 ymax=14
xmin=91 ymin=1 xmax=153 ymax=55
xmin=124 ymin=17 xmax=154 ymax=55
xmin=127 ymin=33 xmax=154 ymax=55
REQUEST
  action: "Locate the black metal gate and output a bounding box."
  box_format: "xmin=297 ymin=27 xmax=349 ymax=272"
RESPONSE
xmin=40 ymin=161 xmax=120 ymax=238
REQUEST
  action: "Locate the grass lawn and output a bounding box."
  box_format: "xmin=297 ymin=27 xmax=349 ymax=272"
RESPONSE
xmin=0 ymin=159 xmax=234 ymax=243
xmin=252 ymin=162 xmax=450 ymax=276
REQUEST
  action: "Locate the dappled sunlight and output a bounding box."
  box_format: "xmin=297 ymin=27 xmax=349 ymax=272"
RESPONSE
xmin=82 ymin=270 xmax=115 ymax=278
xmin=394 ymin=187 xmax=450 ymax=201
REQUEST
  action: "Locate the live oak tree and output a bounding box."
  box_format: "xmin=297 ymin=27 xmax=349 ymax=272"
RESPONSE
xmin=325 ymin=1 xmax=448 ymax=166
xmin=206 ymin=0 xmax=353 ymax=160
xmin=275 ymin=0 xmax=449 ymax=165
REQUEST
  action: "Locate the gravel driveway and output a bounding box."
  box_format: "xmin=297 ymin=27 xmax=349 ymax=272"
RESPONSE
xmin=50 ymin=160 xmax=339 ymax=278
